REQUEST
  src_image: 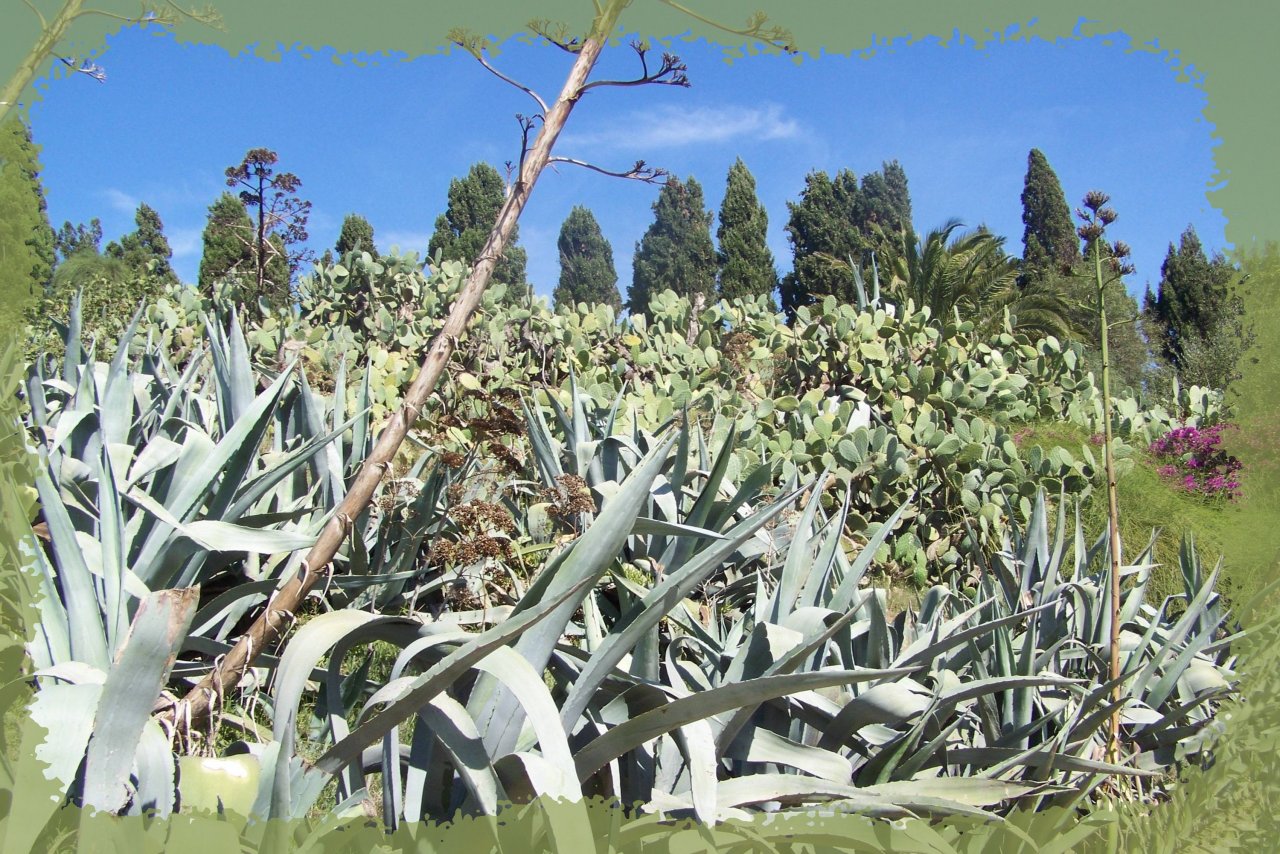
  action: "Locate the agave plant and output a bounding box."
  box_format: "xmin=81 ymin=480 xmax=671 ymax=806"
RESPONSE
xmin=169 ymin=374 xmax=1242 ymax=834
xmin=16 ymin=295 xmax=384 ymax=817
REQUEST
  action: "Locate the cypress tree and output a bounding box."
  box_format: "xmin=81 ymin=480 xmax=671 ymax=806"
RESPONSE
xmin=859 ymin=159 xmax=913 ymax=245
xmin=428 ymin=162 xmax=527 ymax=296
xmin=198 ymin=192 xmax=256 ymax=294
xmin=105 ymin=202 xmax=177 ymax=284
xmin=335 ymin=213 xmax=379 ymax=261
xmin=716 ymin=157 xmax=777 ymax=304
xmin=553 ymin=205 xmax=620 ymax=311
xmin=1144 ymin=225 xmax=1249 ymax=388
xmin=628 ymin=175 xmax=716 ymax=316
xmin=1020 ymin=149 xmax=1080 ymax=279
xmin=0 ymin=115 xmax=56 ymax=314
xmin=780 ymin=169 xmax=867 ymax=318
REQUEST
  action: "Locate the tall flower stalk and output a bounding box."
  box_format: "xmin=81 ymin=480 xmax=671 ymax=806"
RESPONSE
xmin=1075 ymin=191 xmax=1135 ymax=766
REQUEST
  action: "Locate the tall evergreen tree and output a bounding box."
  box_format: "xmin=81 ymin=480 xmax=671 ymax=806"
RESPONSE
xmin=105 ymin=202 xmax=177 ymax=283
xmin=428 ymin=162 xmax=527 ymax=296
xmin=553 ymin=205 xmax=619 ymax=310
xmin=198 ymin=192 xmax=256 ymax=293
xmin=716 ymin=157 xmax=776 ymax=304
xmin=1019 ymin=149 xmax=1080 ymax=280
xmin=780 ymin=169 xmax=866 ymax=318
xmin=54 ymin=218 xmax=103 ymax=262
xmin=335 ymin=213 xmax=379 ymax=261
xmin=860 ymin=159 xmax=914 ymax=247
xmin=0 ymin=115 xmax=56 ymax=313
xmin=1144 ymin=225 xmax=1251 ymax=389
xmin=628 ymin=175 xmax=716 ymax=316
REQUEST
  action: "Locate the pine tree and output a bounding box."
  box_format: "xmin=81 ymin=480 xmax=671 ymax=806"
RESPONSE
xmin=0 ymin=115 xmax=56 ymax=318
xmin=198 ymin=192 xmax=256 ymax=294
xmin=105 ymin=202 xmax=177 ymax=283
xmin=553 ymin=205 xmax=619 ymax=311
xmin=716 ymin=157 xmax=776 ymax=304
xmin=335 ymin=213 xmax=379 ymax=261
xmin=628 ymin=175 xmax=717 ymax=316
xmin=1019 ymin=149 xmax=1080 ymax=280
xmin=428 ymin=162 xmax=527 ymax=297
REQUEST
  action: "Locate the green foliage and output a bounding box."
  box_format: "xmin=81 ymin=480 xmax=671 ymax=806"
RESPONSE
xmin=53 ymin=217 xmax=102 ymax=262
xmin=25 ymin=205 xmax=174 ymax=361
xmin=224 ymin=147 xmax=313 ymax=306
xmin=1019 ymin=148 xmax=1080 ymax=280
xmin=629 ymin=175 xmax=717 ymax=316
xmin=780 ymin=163 xmax=913 ymax=319
xmin=887 ymin=220 xmax=1072 ymax=340
xmin=104 ymin=202 xmax=178 ymax=284
xmin=716 ymin=157 xmax=777 ymax=304
xmin=198 ymin=192 xmax=256 ymax=294
xmin=428 ymin=162 xmax=527 ymax=297
xmin=0 ymin=115 xmax=55 ymax=321
xmin=334 ymin=212 xmax=379 ymax=262
xmin=1144 ymin=226 xmax=1253 ymax=391
xmin=553 ymin=205 xmax=619 ymax=311
xmin=1056 ymin=266 xmax=1152 ymax=397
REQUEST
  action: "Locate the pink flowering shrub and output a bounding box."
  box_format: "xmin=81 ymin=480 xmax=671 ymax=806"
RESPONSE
xmin=1149 ymin=422 xmax=1243 ymax=500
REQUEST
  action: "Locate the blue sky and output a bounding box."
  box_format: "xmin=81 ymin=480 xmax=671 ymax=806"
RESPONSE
xmin=26 ymin=23 xmax=1228 ymax=305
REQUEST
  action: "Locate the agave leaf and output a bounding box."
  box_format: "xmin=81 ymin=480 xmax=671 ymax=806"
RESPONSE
xmin=128 ymin=719 xmax=176 ymax=817
xmin=34 ymin=460 xmax=110 ymax=671
xmin=574 ymin=668 xmax=917 ymax=782
xmin=828 ymin=497 xmax=914 ymax=612
xmin=81 ymin=586 xmax=199 ymax=814
xmin=473 ymin=433 xmax=678 ymax=758
xmin=711 ymin=774 xmax=995 ymax=820
xmin=129 ymin=364 xmax=296 ymax=587
xmin=470 ymin=648 xmax=581 ymax=800
xmin=769 ymin=477 xmax=827 ymax=625
xmin=725 ymin=725 xmax=852 ymax=783
xmin=560 ymin=483 xmax=805 ymax=730
xmin=310 ymin=573 xmax=600 ymax=780
xmin=28 ymin=681 xmax=103 ymax=792
xmin=124 ymin=486 xmax=320 ymax=555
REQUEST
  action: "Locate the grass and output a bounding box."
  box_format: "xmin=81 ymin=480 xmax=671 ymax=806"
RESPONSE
xmin=1013 ymin=419 xmax=1244 ymax=608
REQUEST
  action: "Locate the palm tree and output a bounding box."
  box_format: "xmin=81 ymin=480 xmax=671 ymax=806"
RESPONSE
xmin=886 ymin=220 xmax=1074 ymax=340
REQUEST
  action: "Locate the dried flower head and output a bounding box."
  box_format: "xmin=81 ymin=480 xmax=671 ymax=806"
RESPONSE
xmin=1083 ymin=190 xmax=1110 ymax=212
xmin=1097 ymin=208 xmax=1118 ymax=226
xmin=1077 ymin=223 xmax=1104 ymax=243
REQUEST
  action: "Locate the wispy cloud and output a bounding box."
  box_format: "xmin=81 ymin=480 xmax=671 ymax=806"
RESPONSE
xmin=377 ymin=229 xmax=433 ymax=254
xmin=102 ymin=187 xmax=140 ymax=214
xmin=167 ymin=226 xmax=203 ymax=259
xmin=561 ymin=103 xmax=800 ymax=151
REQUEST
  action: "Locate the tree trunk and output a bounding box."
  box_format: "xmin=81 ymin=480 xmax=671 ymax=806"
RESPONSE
xmin=164 ymin=8 xmax=625 ymax=737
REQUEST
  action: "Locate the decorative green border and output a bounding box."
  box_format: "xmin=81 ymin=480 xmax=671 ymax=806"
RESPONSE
xmin=2 ymin=2 xmax=1276 ymax=851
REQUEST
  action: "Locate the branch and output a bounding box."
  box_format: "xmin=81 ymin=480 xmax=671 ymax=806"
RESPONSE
xmin=76 ymin=2 xmax=223 ymax=29
xmin=655 ymin=2 xmax=798 ymax=54
xmin=547 ymin=155 xmax=668 ymax=183
xmin=581 ymin=41 xmax=689 ymax=92
xmin=57 ymin=55 xmax=106 ymax=82
xmin=450 ymin=29 xmax=548 ymax=113
xmin=527 ymin=18 xmax=583 ymax=54
xmin=22 ymin=0 xmax=48 ymax=30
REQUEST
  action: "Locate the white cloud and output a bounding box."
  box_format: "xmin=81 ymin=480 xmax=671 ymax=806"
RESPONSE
xmin=377 ymin=230 xmax=433 ymax=254
xmin=102 ymin=187 xmax=140 ymax=214
xmin=561 ymin=103 xmax=800 ymax=151
xmin=167 ymin=226 xmax=203 ymax=259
